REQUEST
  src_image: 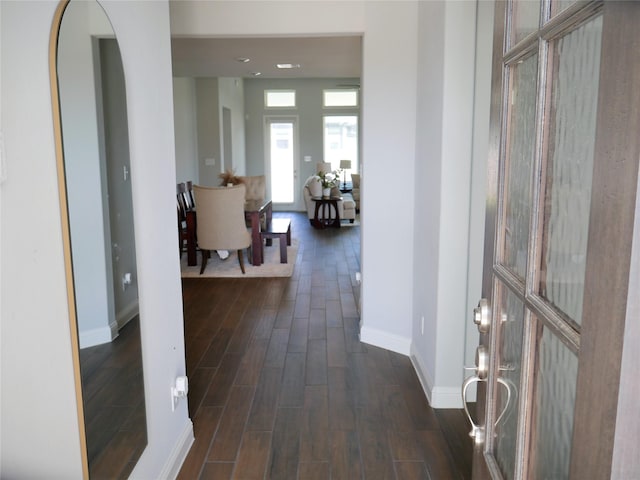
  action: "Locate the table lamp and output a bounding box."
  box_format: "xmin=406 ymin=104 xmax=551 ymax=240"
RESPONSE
xmin=339 ymin=159 xmax=351 ymax=190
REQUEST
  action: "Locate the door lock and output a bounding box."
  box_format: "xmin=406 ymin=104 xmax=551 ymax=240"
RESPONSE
xmin=473 ymin=298 xmax=491 ymax=333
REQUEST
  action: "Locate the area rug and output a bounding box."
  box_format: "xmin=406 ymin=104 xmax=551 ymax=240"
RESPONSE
xmin=180 ymin=239 xmax=299 ymax=278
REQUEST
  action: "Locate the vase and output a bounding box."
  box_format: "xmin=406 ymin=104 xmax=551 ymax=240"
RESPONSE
xmin=322 ymin=187 xmax=331 ymax=198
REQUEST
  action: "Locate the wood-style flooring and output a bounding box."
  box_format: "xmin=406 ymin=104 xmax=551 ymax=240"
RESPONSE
xmin=79 ymin=317 xmax=147 ymax=479
xmin=178 ymin=212 xmax=472 ymax=480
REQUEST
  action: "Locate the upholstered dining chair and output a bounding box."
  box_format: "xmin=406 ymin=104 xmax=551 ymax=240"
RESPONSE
xmin=193 ymin=184 xmax=251 ymax=274
xmin=238 ymin=175 xmax=266 ymax=203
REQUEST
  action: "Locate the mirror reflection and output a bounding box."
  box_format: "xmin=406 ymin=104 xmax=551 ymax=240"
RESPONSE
xmin=56 ymin=1 xmax=147 ymax=476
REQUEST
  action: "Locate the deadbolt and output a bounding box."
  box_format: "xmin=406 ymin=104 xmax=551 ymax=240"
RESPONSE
xmin=473 ymin=298 xmax=491 ymax=334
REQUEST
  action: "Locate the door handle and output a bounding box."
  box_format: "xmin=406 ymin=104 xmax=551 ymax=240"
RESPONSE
xmin=462 ymin=376 xmax=512 ymax=445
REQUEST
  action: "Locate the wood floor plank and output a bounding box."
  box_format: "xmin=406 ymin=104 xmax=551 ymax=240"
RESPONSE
xmin=232 ymin=431 xmax=271 ymax=480
xmin=202 ymin=353 xmax=242 ymax=407
xmin=308 ymin=309 xmax=326 ymax=339
xmin=330 ymin=430 xmax=362 ymax=480
xmin=382 ymin=385 xmax=415 ymax=432
xmin=264 ymin=328 xmax=290 ymax=368
xmin=388 ymin=430 xmax=426 ymax=463
xmin=267 ymin=407 xmax=302 ymax=479
xmin=417 ymin=429 xmax=463 ymax=480
xmin=394 ymin=461 xmax=430 ymax=480
xmin=245 ymin=367 xmax=282 ymax=431
xmin=294 ymin=292 xmax=311 ymax=318
xmin=177 ymin=407 xmax=223 ymax=480
xmin=325 ymin=299 xmax=343 ymax=328
xmin=327 ymin=327 xmax=347 ymax=368
xmin=233 ymin=338 xmax=269 ymax=386
xmin=288 ymin=316 xmax=309 ymax=353
xmin=298 ymin=461 xmax=330 ymax=480
xmin=252 ymin=309 xmax=277 ymax=340
xmin=299 ymin=386 xmax=329 ymax=463
xmin=274 ymin=300 xmax=294 ymax=329
xmin=207 ymin=386 xmax=255 ymax=462
xmin=305 ymin=339 xmax=327 ymax=386
xmin=187 ymin=367 xmax=217 ymax=416
xmin=358 ymin=419 xmax=396 ymax=480
xmin=280 ymin=352 xmax=306 ymax=407
xmin=199 ymin=462 xmax=234 ymax=480
xmin=329 ymin=368 xmax=356 ymax=431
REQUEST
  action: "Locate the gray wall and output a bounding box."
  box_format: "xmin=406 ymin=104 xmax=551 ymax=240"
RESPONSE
xmin=173 ymin=77 xmax=199 ymax=184
xmin=196 ymin=78 xmax=220 ymax=186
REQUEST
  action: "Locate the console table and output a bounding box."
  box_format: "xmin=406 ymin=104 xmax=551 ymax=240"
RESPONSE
xmin=311 ymin=196 xmax=341 ymax=229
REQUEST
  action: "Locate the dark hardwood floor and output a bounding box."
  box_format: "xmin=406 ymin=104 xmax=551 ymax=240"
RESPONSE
xmin=178 ymin=212 xmax=472 ymax=480
xmin=79 ymin=316 xmax=147 ymax=479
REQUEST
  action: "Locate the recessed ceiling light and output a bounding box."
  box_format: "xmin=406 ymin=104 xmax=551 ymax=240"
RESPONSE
xmin=235 ymin=57 xmax=250 ymax=63
xmin=251 ymin=72 xmax=262 ymax=76
xmin=276 ymin=63 xmax=301 ymax=69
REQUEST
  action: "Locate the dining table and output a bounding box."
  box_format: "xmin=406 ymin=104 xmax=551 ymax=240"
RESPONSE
xmin=185 ymin=198 xmax=272 ymax=267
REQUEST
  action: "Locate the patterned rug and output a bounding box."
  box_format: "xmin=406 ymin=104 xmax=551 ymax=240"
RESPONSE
xmin=180 ymin=239 xmax=298 ymax=278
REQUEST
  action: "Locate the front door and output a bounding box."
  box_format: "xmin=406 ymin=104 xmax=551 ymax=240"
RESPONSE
xmin=469 ymin=1 xmax=640 ymax=478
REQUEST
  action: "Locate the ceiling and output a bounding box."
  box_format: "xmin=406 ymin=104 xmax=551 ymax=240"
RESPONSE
xmin=171 ymin=36 xmax=362 ymax=79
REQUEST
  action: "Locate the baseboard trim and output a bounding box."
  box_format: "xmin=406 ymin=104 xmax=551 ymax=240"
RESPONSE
xmin=116 ymin=300 xmax=139 ymax=330
xmin=410 ymin=344 xmax=463 ymax=408
xmin=79 ymin=320 xmax=118 ymax=349
xmin=159 ymin=419 xmax=194 ymax=479
xmin=359 ymin=325 xmax=411 ymax=355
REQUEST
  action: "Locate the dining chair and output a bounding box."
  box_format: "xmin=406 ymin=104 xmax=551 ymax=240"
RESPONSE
xmin=193 ymin=184 xmax=251 ymax=274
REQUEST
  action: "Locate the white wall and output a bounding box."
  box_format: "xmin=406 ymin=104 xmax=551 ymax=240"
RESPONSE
xmin=358 ymin=1 xmax=418 ymax=353
xmin=1 ymin=2 xmax=85 ymax=475
xmin=411 ymin=1 xmax=492 ymax=407
xmin=0 ymin=1 xmax=192 ymax=477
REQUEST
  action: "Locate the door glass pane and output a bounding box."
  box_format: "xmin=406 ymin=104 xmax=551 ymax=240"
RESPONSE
xmin=550 ymin=0 xmax=587 ymax=18
xmin=494 ymin=287 xmax=525 ymax=480
xmin=539 ymin=16 xmax=602 ymax=325
xmin=501 ymin=54 xmax=538 ymax=280
xmin=531 ymin=325 xmax=578 ymax=479
xmin=269 ymin=122 xmax=294 ymax=203
xmin=511 ymin=0 xmax=540 ymax=46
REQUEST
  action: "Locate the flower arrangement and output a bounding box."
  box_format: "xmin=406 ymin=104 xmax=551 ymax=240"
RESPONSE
xmin=317 ymin=169 xmax=342 ymax=189
xmin=218 ymin=168 xmax=241 ymax=186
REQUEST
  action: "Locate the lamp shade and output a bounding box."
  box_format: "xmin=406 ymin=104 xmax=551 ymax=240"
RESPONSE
xmin=339 ymin=160 xmax=352 ymax=169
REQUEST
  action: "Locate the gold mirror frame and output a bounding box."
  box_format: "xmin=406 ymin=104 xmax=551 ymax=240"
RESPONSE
xmin=49 ymin=1 xmax=89 ymax=478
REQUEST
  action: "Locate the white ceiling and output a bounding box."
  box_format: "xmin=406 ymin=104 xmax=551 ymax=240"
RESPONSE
xmin=171 ymin=36 xmax=362 ymax=79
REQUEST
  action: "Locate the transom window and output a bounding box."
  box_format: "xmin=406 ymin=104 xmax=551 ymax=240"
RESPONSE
xmin=265 ymin=90 xmax=296 ymax=108
xmin=323 ymin=89 xmax=358 ymax=107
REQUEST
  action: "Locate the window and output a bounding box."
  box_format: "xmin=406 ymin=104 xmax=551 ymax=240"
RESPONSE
xmin=265 ymin=90 xmax=296 ymax=108
xmin=323 ymin=89 xmax=358 ymax=107
xmin=323 ymin=116 xmax=358 ymax=173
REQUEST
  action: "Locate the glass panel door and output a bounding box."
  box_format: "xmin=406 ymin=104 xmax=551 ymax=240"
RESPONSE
xmin=266 ymin=116 xmax=298 ymax=207
xmin=470 ymin=1 xmax=640 ymax=479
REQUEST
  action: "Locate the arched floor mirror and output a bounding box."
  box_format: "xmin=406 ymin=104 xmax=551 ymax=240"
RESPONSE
xmin=50 ymin=1 xmax=147 ymax=477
